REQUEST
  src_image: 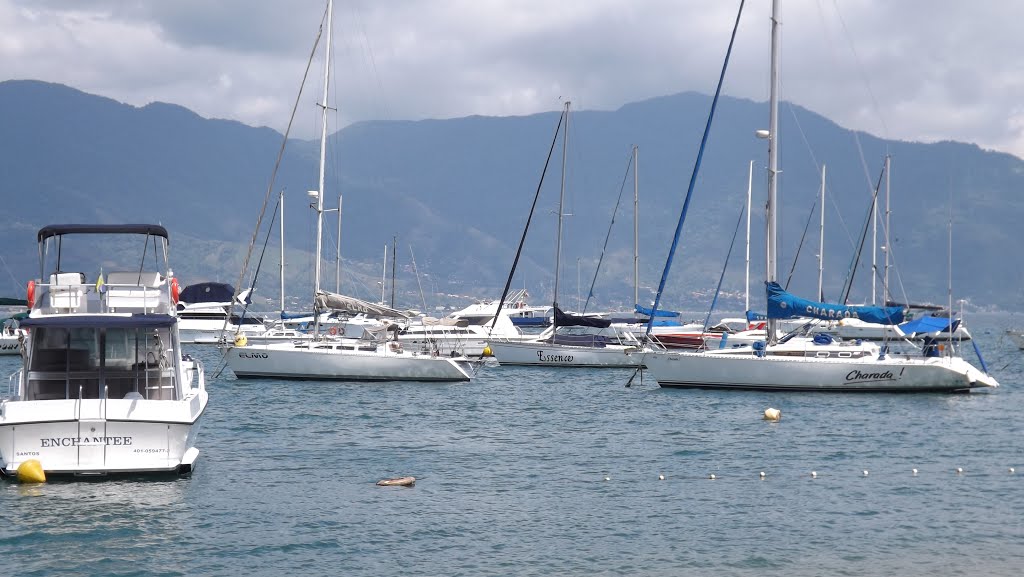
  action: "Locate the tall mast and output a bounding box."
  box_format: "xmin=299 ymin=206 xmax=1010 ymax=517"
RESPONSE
xmin=553 ymin=100 xmax=570 ymax=312
xmin=745 ymin=159 xmax=753 ymax=313
xmin=884 ymin=155 xmax=891 ymax=303
xmin=279 ymin=189 xmax=285 ymax=312
xmin=313 ymin=0 xmax=333 ymax=300
xmin=380 ymin=244 xmax=387 ymax=304
xmin=871 ymin=164 xmax=878 ymax=305
xmin=766 ymin=0 xmax=781 ymax=343
xmin=633 ymin=144 xmax=639 ymax=310
xmin=818 ymin=164 xmax=826 ymax=301
xmin=336 ymin=193 xmax=342 ymax=293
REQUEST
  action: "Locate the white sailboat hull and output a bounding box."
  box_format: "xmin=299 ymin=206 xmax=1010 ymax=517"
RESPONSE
xmin=488 ymin=340 xmax=643 ymax=368
xmin=644 ymin=350 xmax=998 ymax=392
xmin=0 ymin=395 xmax=207 ymax=476
xmin=225 ymin=342 xmax=473 ymax=381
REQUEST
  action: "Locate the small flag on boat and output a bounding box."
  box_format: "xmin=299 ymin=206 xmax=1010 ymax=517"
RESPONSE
xmin=96 ymin=269 xmax=105 ymax=293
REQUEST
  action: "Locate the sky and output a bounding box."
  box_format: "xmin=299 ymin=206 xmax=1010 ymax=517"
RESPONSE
xmin=2 ymin=0 xmax=1022 ymax=159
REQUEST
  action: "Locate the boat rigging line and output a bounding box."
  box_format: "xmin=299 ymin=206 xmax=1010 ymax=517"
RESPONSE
xmin=626 ymin=0 xmax=746 ymax=388
xmin=581 ymin=147 xmax=636 ymax=314
xmin=701 ymin=202 xmax=746 ymax=334
xmin=487 ymin=108 xmax=566 ymax=338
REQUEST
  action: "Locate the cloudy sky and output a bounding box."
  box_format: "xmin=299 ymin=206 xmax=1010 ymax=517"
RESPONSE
xmin=2 ymin=0 xmax=1021 ymax=158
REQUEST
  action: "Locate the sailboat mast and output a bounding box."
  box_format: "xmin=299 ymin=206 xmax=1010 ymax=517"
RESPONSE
xmin=884 ymin=155 xmax=891 ymax=302
xmin=313 ymin=0 xmax=333 ymax=300
xmin=336 ymin=193 xmax=342 ymax=293
xmin=280 ymin=189 xmax=285 ymax=312
xmin=633 ymin=144 xmax=639 ymax=310
xmin=766 ymin=0 xmax=781 ymax=343
xmin=871 ymin=167 xmax=878 ymax=305
xmin=380 ymin=244 xmax=387 ymax=304
xmin=553 ymin=100 xmax=570 ymax=311
xmin=745 ymin=159 xmax=753 ymax=313
xmin=818 ymin=164 xmax=826 ymax=301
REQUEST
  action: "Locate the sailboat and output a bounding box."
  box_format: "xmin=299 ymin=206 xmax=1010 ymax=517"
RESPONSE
xmin=642 ymin=0 xmax=998 ymax=392
xmin=224 ymin=0 xmax=473 ymax=382
xmin=487 ymin=102 xmax=645 ymax=368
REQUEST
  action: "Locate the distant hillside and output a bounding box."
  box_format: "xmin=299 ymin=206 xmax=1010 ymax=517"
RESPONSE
xmin=1 ymin=80 xmax=1022 ymax=313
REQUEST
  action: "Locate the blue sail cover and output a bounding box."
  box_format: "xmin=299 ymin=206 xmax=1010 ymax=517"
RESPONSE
xmin=746 ymin=310 xmax=767 ymax=323
xmin=765 ymin=282 xmax=904 ymax=325
xmin=635 ymin=304 xmax=681 ymax=318
xmin=898 ymin=315 xmax=953 ymax=335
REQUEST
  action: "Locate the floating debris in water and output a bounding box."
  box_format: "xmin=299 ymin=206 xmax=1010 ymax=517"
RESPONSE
xmin=376 ymin=476 xmax=415 ymax=487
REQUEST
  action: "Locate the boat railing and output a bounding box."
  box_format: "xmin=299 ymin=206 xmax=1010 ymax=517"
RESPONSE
xmin=33 ymin=271 xmax=173 ymax=315
xmin=5 ymin=369 xmax=24 ymax=399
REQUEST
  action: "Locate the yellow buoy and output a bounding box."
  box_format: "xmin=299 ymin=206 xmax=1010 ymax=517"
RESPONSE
xmin=482 ymin=345 xmax=493 ymax=357
xmin=234 ymin=333 xmax=248 ymax=347
xmin=763 ymin=407 xmax=781 ymax=421
xmin=376 ymin=476 xmax=416 ymax=487
xmin=17 ymin=459 xmax=46 ymax=483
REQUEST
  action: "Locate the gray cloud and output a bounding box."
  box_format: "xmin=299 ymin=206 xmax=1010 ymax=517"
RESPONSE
xmin=2 ymin=0 xmax=1021 ymax=157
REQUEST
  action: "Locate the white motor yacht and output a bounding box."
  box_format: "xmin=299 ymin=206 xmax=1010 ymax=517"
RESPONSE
xmin=0 ymin=224 xmax=208 ymax=477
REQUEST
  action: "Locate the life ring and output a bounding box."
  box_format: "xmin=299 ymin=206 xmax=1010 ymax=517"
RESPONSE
xmin=170 ymin=277 xmax=180 ymax=304
xmin=26 ymin=280 xmax=35 ymax=307
xmin=328 ymin=326 xmax=338 ymax=335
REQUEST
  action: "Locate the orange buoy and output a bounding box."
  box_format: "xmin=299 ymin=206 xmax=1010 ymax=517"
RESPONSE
xmin=26 ymin=280 xmax=35 ymax=307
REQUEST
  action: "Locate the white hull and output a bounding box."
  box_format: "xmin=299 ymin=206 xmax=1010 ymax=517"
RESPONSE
xmin=643 ymin=349 xmax=998 ymax=392
xmin=0 ymin=396 xmax=206 ymax=476
xmin=225 ymin=341 xmax=474 ymax=381
xmin=488 ymin=339 xmax=643 ymax=368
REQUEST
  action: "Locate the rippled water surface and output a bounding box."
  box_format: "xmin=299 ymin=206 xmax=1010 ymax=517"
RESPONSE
xmin=2 ymin=313 xmax=1022 ymax=576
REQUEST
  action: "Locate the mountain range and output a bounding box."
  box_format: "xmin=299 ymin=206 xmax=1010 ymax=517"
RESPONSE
xmin=1 ymin=79 xmax=1022 ymax=314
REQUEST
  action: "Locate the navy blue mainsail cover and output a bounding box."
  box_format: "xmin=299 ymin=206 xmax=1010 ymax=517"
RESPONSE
xmin=554 ymin=307 xmax=611 ymax=328
xmin=766 ymin=282 xmax=904 ymax=325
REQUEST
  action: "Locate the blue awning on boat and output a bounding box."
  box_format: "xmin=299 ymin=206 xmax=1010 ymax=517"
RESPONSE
xmin=635 ymin=304 xmax=681 ymax=318
xmin=766 ymin=282 xmax=904 ymax=325
xmin=898 ymin=315 xmax=953 ymax=335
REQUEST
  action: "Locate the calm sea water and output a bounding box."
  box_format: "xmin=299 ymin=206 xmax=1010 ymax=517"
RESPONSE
xmin=2 ymin=312 xmax=1022 ymax=576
